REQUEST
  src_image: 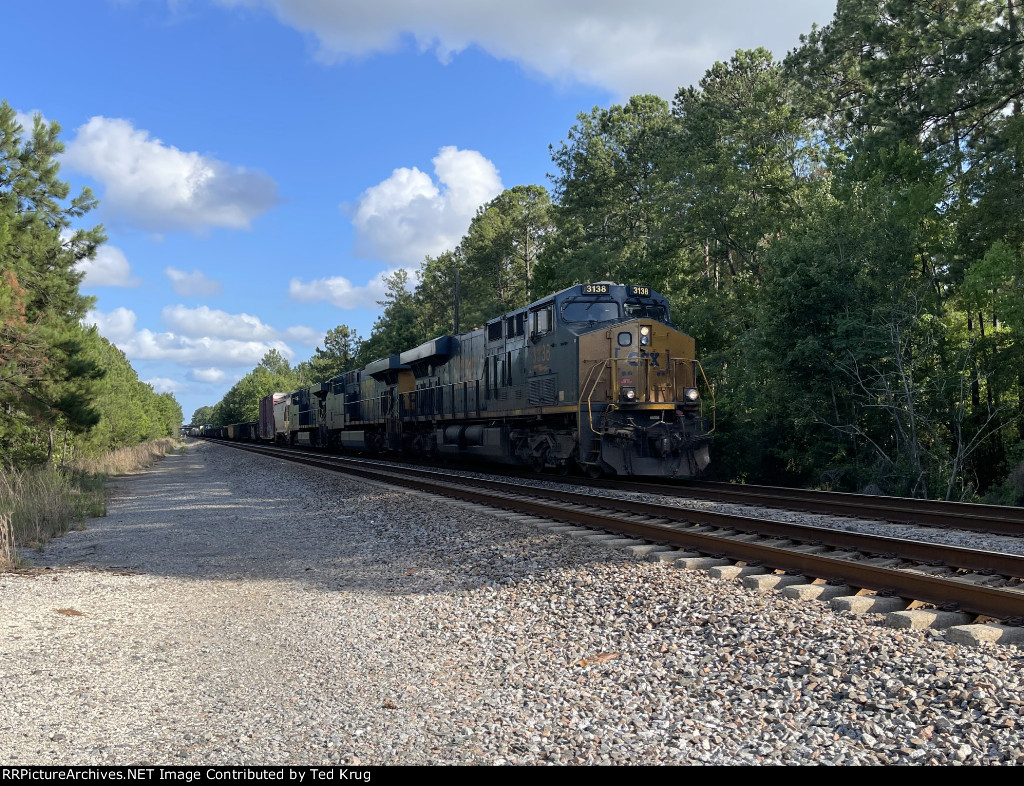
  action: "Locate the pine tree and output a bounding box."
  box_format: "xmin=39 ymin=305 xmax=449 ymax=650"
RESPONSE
xmin=0 ymin=101 xmax=108 ymax=465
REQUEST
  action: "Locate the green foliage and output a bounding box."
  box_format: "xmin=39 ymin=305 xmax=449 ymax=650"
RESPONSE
xmin=767 ymin=0 xmax=1024 ymax=496
xmin=259 ymin=348 xmax=292 ymax=376
xmin=355 ymin=269 xmax=425 ymax=365
xmin=459 ymin=185 xmax=552 ymax=318
xmin=0 ymin=100 xmax=183 ymax=468
xmin=1 ymin=101 xmax=106 ymax=453
xmin=672 ymin=48 xmax=814 ymax=272
xmin=535 ymin=95 xmax=677 ymax=295
xmin=303 ymin=325 xmax=362 ymax=382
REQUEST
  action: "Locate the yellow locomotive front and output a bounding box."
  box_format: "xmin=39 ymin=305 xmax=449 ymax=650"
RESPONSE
xmin=572 ymin=285 xmax=711 ymax=477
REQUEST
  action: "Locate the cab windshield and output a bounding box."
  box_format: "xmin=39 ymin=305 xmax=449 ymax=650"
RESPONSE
xmin=623 ymin=301 xmax=670 ymax=325
xmin=561 ymin=297 xmax=620 ymax=324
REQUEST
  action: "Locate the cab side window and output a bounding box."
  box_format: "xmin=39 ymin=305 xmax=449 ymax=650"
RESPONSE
xmin=531 ymin=303 xmax=553 ymax=337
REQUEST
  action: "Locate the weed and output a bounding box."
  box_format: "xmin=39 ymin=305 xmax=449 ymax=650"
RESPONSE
xmin=0 ymin=513 xmax=15 ymax=571
xmin=0 ymin=437 xmax=177 ymax=570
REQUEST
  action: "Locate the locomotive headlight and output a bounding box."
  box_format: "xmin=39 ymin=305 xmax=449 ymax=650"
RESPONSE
xmin=620 ymin=386 xmax=637 ymax=402
xmin=683 ymin=387 xmax=699 ymax=402
xmin=639 ymin=325 xmax=651 ymax=346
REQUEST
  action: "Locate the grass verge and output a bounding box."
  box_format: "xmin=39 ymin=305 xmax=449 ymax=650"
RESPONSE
xmin=0 ymin=437 xmax=179 ymax=571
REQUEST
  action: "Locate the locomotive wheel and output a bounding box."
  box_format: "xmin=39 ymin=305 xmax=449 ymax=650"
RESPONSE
xmin=585 ymin=463 xmax=604 ymax=479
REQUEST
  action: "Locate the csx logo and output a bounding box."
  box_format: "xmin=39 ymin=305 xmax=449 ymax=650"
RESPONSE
xmin=627 ymin=350 xmax=660 ymax=367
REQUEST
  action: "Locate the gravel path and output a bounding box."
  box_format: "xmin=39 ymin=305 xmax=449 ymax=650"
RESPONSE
xmin=2 ymin=440 xmax=1023 ymax=765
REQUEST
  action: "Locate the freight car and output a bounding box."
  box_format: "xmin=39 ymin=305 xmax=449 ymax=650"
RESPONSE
xmin=237 ymin=282 xmax=711 ymax=478
xmin=259 ymin=392 xmax=290 ymax=444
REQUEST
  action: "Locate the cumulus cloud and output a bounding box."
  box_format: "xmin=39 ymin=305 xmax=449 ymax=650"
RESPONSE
xmin=164 ymin=267 xmax=223 ymax=297
xmin=128 ymin=331 xmax=292 ymax=368
xmin=75 ymin=244 xmax=142 ymax=288
xmin=84 ymin=307 xmax=296 ymax=368
xmin=281 ymin=325 xmax=322 ymax=346
xmin=160 ymin=305 xmax=319 ymax=347
xmin=63 ymin=117 xmax=280 ymax=232
xmin=161 ymin=305 xmax=277 ymax=340
xmin=214 ymin=0 xmax=835 ymax=99
xmin=288 ymin=269 xmax=393 ymax=310
xmin=351 ymin=146 xmax=502 ymax=266
xmin=190 ymin=368 xmax=228 ymax=384
xmin=145 ymin=377 xmax=181 ymax=394
xmin=85 ymin=307 xmax=138 ymax=343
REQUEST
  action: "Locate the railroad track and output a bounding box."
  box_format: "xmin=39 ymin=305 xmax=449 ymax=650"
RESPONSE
xmin=482 ymin=469 xmax=1024 ymax=536
xmin=627 ymin=478 xmax=1024 ymax=537
xmin=198 ymin=437 xmax=1024 ymax=535
xmin=208 ymin=439 xmax=1024 ymax=628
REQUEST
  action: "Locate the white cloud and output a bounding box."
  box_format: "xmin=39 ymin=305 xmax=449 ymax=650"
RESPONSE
xmin=130 ymin=331 xmax=294 ymax=368
xmin=145 ymin=377 xmax=181 ymax=394
xmin=164 ymin=267 xmax=223 ymax=297
xmin=351 ymin=146 xmax=502 ymax=266
xmin=214 ymin=0 xmax=835 ymax=99
xmin=161 ymin=305 xmax=277 ymax=340
xmin=282 ymin=325 xmax=322 ymax=346
xmin=160 ymin=304 xmax=319 ymax=348
xmin=63 ymin=116 xmax=280 ymax=232
xmin=288 ymin=269 xmax=393 ymax=310
xmin=190 ymin=368 xmax=228 ymax=384
xmin=85 ymin=307 xmax=138 ymax=343
xmin=84 ymin=307 xmax=296 ymax=368
xmin=75 ymin=244 xmax=142 ymax=288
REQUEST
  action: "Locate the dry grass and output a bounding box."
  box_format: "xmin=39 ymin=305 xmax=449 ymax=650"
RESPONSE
xmin=67 ymin=437 xmax=179 ymax=477
xmin=0 ymin=512 xmax=14 ymax=572
xmin=0 ymin=437 xmax=179 ymax=570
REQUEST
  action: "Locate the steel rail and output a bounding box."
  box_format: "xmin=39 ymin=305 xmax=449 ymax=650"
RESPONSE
xmin=623 ymin=479 xmax=1024 ymax=535
xmin=448 ymin=465 xmax=1024 ymax=535
xmin=200 ymin=437 xmax=1024 ymax=534
xmin=218 ymin=441 xmax=1024 ymax=620
xmin=234 ymin=443 xmax=1024 ymax=578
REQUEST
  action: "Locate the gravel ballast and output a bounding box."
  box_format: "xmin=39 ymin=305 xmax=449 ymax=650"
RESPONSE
xmin=2 ymin=440 xmax=1023 ymax=766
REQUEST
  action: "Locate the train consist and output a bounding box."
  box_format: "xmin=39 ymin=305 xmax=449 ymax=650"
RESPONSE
xmin=201 ymin=283 xmax=712 ymax=477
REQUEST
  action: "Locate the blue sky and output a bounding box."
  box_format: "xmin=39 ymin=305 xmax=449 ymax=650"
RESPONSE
xmin=7 ymin=0 xmax=836 ymax=423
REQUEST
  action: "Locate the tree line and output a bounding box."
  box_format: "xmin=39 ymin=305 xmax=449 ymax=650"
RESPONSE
xmin=1 ymin=102 xmax=182 ymax=469
xmin=196 ymin=0 xmax=1024 ymax=502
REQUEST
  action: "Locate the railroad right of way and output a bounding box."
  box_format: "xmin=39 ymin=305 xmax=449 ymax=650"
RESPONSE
xmin=2 ymin=439 xmax=1022 ymax=765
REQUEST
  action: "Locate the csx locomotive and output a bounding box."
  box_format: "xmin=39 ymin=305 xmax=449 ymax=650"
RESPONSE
xmin=212 ymin=283 xmax=712 ymax=477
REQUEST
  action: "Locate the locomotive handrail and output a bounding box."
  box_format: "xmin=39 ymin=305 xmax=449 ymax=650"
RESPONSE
xmin=346 ymin=358 xmax=713 ymax=432
xmin=693 ymin=358 xmax=716 ymax=433
xmin=579 ymin=358 xmax=611 ymax=434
